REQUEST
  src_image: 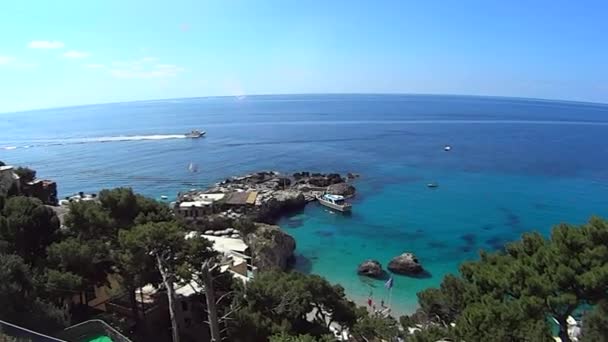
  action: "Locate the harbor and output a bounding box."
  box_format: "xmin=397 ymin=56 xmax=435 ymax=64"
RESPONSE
xmin=173 ymin=170 xmax=357 ymax=224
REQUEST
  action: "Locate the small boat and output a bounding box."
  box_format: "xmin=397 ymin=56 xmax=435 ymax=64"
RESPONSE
xmin=185 ymin=130 xmax=206 ymax=138
xmin=316 ymin=194 xmax=352 ymax=212
xmin=188 ymin=162 xmax=199 ymax=173
xmin=444 ymin=145 xmax=452 ymax=151
xmin=427 ymin=182 xmax=439 ymax=188
xmin=160 ymin=195 xmax=168 ymax=200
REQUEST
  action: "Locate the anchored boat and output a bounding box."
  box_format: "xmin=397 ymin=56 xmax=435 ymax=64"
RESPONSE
xmin=316 ymin=194 xmax=352 ymax=212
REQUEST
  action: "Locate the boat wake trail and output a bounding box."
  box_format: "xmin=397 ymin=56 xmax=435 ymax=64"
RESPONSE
xmin=2 ymin=134 xmax=187 ymax=150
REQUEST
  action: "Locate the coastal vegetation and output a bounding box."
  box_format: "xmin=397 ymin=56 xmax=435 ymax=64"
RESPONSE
xmin=0 ymin=162 xmax=606 ymax=341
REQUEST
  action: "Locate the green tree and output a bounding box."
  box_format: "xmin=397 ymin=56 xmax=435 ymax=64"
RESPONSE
xmin=119 ymin=221 xmax=216 ymax=342
xmin=410 ymin=217 xmax=608 ymax=342
xmin=47 ymin=237 xmax=113 ymax=290
xmin=351 ymin=313 xmax=399 ymax=342
xmin=0 ymin=196 xmax=59 ymax=264
xmin=406 ymin=326 xmax=455 ymax=342
xmin=64 ymin=201 xmax=116 ymax=241
xmin=412 ymin=274 xmax=468 ymax=327
xmin=98 ymin=187 xmax=139 ymax=227
xmin=0 ymin=253 xmax=66 ymax=333
xmin=230 ymin=271 xmax=358 ymax=341
xmin=269 ymin=333 xmax=335 ymax=342
xmin=581 ymin=300 xmax=608 ymax=342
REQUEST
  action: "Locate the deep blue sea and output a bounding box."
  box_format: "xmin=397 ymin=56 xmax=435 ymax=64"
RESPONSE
xmin=2 ymin=94 xmax=608 ymax=314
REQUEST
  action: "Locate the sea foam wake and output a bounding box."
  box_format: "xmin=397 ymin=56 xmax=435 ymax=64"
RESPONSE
xmin=2 ymin=134 xmax=187 ymax=150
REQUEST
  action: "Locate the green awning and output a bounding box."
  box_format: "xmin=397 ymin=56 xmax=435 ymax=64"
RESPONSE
xmin=87 ymin=336 xmax=112 ymax=342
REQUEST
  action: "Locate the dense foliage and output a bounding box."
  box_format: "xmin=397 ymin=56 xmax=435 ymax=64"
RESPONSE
xmin=402 ymin=217 xmax=608 ymax=342
xmin=229 ymin=271 xmax=359 ymax=341
xmin=1 ymin=163 xmax=607 ymax=342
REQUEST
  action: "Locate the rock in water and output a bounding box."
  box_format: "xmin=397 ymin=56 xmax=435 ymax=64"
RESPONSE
xmin=357 ymin=259 xmax=384 ymax=278
xmin=244 ymin=223 xmax=296 ymax=271
xmin=327 ymin=182 xmax=356 ymax=197
xmin=388 ymin=252 xmax=423 ymax=275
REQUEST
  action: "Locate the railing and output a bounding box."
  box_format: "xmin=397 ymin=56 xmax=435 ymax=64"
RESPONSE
xmin=0 ymin=319 xmax=66 ymax=342
xmin=57 ymin=319 xmax=132 ymax=342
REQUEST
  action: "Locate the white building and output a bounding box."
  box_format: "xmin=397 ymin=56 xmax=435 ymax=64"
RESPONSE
xmin=176 ymin=193 xmax=225 ymax=221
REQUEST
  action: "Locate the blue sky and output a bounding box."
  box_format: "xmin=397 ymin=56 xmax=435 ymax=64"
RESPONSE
xmin=0 ymin=0 xmax=607 ymax=112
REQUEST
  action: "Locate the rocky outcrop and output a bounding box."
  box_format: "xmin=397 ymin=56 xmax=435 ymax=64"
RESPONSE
xmin=244 ymin=223 xmax=296 ymax=271
xmin=347 ymin=173 xmax=360 ymax=180
xmin=256 ymin=190 xmax=306 ymax=223
xmin=357 ymin=260 xmax=384 ymax=278
xmin=307 ymin=173 xmax=344 ymax=187
xmin=388 ymin=252 xmax=424 ymax=275
xmin=327 ymin=183 xmax=356 ymax=197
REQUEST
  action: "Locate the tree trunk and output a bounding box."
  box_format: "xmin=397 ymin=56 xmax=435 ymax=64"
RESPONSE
xmin=127 ymin=288 xmax=142 ymax=327
xmin=556 ymin=316 xmax=570 ymax=342
xmin=201 ymin=261 xmax=221 ymax=342
xmin=157 ymin=254 xmax=180 ymax=342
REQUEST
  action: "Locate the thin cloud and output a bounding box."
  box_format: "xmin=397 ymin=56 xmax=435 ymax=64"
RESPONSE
xmin=106 ymin=57 xmax=183 ymax=79
xmin=63 ymin=50 xmax=90 ymax=59
xmin=85 ymin=63 xmax=105 ymax=69
xmin=0 ymin=56 xmax=38 ymax=69
xmin=0 ymin=56 xmax=16 ymax=65
xmin=28 ymin=40 xmax=65 ymax=49
xmin=110 ymin=63 xmax=183 ymax=79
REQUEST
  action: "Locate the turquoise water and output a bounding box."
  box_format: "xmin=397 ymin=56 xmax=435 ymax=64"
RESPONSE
xmin=2 ymin=94 xmax=608 ymax=314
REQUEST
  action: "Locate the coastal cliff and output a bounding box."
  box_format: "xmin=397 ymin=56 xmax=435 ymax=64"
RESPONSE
xmin=176 ymin=170 xmax=356 ymax=270
xmin=243 ymin=223 xmax=296 ymax=271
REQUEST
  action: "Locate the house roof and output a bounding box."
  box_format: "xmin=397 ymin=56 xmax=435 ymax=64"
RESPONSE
xmin=179 ymin=200 xmax=213 ymax=208
xmin=201 ymin=234 xmax=249 ymax=253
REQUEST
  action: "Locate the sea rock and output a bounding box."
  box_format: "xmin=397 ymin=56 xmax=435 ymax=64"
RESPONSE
xmin=327 ymin=182 xmax=356 ymax=197
xmin=256 ymin=190 xmax=306 ymax=223
xmin=244 ymin=223 xmax=296 ymax=271
xmin=388 ymin=252 xmax=424 ymax=275
xmin=357 ymin=260 xmax=384 ymax=278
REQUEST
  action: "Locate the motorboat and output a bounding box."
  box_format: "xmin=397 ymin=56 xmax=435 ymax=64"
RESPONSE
xmin=316 ymin=193 xmax=352 ymax=212
xmin=160 ymin=195 xmax=168 ymax=200
xmin=444 ymin=145 xmax=452 ymax=151
xmin=427 ymin=182 xmax=439 ymax=188
xmin=185 ymin=130 xmax=206 ymax=138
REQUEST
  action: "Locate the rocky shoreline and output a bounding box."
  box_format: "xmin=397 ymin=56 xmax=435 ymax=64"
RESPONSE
xmin=175 ymin=171 xmax=357 ymax=271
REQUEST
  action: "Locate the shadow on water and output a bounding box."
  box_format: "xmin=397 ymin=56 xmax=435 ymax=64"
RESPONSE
xmin=498 ymin=207 xmax=523 ymax=231
xmin=291 ymin=253 xmax=314 ymax=273
xmin=481 ymin=224 xmax=495 ymax=231
xmin=460 ymin=245 xmax=474 ymax=253
xmin=460 ymin=233 xmax=476 ymax=245
xmin=285 ymin=217 xmax=304 ymax=228
xmin=391 ymin=269 xmax=433 ymax=279
xmin=315 ymin=230 xmax=334 ymax=237
xmin=427 ymin=240 xmax=448 ymax=249
xmin=358 ymin=270 xmax=391 ymax=282
xmin=485 ymin=236 xmax=508 ymax=252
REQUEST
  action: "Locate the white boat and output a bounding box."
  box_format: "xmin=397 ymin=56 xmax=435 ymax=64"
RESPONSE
xmin=188 ymin=162 xmax=199 ymax=173
xmin=316 ymin=194 xmax=352 ymax=212
xmin=444 ymin=145 xmax=452 ymax=151
xmin=185 ymin=130 xmax=206 ymax=138
xmin=160 ymin=195 xmax=168 ymax=200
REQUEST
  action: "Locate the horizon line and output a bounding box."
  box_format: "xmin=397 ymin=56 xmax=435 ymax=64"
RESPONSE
xmin=2 ymin=92 xmax=607 ymax=115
